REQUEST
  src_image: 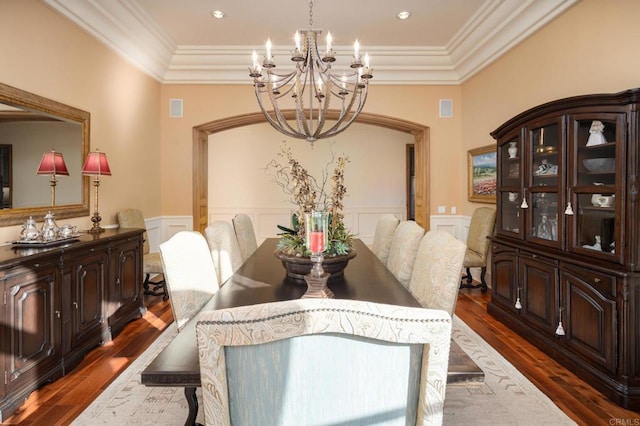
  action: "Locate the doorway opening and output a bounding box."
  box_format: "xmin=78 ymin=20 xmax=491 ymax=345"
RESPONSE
xmin=192 ymin=111 xmax=430 ymax=232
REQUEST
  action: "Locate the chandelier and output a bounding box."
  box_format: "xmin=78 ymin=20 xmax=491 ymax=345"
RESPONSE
xmin=249 ymin=0 xmax=372 ymax=144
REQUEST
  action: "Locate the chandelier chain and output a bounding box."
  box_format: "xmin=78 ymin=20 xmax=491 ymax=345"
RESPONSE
xmin=309 ymin=0 xmax=314 ymax=28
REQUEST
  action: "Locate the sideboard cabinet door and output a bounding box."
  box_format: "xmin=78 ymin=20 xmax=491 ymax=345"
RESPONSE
xmin=62 ymin=247 xmax=107 ymax=363
xmin=107 ymin=234 xmax=144 ymax=338
xmin=4 ymin=259 xmax=62 ymax=401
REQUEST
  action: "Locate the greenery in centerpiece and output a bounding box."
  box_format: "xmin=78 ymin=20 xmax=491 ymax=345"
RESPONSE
xmin=266 ymin=143 xmax=354 ymax=257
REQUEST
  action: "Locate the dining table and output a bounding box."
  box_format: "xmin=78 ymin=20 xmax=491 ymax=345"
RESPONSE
xmin=141 ymin=237 xmax=482 ymax=426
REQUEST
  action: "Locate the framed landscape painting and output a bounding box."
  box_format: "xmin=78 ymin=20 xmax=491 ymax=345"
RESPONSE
xmin=468 ymin=145 xmax=496 ymax=203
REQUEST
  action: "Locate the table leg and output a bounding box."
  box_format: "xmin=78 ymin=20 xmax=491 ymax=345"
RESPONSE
xmin=184 ymin=386 xmax=202 ymax=426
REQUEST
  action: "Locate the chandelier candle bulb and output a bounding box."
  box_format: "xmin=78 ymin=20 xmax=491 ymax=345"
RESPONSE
xmin=263 ymin=39 xmax=274 ymax=68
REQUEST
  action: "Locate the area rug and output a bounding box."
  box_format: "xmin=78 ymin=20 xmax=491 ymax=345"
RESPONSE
xmin=72 ymin=316 xmax=575 ymax=425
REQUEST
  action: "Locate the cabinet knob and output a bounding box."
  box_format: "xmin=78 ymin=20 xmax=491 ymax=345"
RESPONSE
xmin=594 ymin=277 xmax=602 ymax=283
xmin=116 ymin=278 xmax=120 ymax=285
xmin=73 ymin=302 xmax=78 ymax=309
xmin=55 ymin=310 xmax=61 ymax=318
xmin=33 ymin=263 xmax=40 ymax=268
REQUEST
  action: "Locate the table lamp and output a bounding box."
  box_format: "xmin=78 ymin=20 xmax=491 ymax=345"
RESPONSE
xmin=82 ymin=149 xmax=111 ymax=233
xmin=36 ymin=149 xmax=69 ymax=207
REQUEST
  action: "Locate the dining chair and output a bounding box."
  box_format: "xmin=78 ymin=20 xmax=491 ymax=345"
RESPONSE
xmin=159 ymin=231 xmax=220 ymax=331
xmin=204 ymin=220 xmax=244 ymax=285
xmin=408 ymin=231 xmax=467 ymax=316
xmin=386 ymin=220 xmax=426 ymax=288
xmin=117 ymin=208 xmax=167 ymax=300
xmin=371 ymin=213 xmax=400 ymax=264
xmin=460 ymin=207 xmax=496 ymax=293
xmin=196 ymin=298 xmax=452 ymax=426
xmin=232 ymin=213 xmax=258 ymax=262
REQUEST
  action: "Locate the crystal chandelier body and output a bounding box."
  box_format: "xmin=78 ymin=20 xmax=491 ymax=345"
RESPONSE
xmin=249 ymin=0 xmax=372 ymax=143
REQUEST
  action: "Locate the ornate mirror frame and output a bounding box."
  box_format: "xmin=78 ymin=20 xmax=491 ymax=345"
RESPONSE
xmin=0 ymin=82 xmax=89 ymax=226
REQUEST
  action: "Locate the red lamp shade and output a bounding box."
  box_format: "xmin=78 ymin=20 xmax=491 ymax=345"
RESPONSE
xmin=36 ymin=150 xmax=69 ymax=176
xmin=82 ymin=150 xmax=112 ymax=176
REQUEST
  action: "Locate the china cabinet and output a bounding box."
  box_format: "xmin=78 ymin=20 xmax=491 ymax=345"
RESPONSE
xmin=0 ymin=228 xmax=144 ymax=421
xmin=488 ymin=88 xmax=640 ymax=409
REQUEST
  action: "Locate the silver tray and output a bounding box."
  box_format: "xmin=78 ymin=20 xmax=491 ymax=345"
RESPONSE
xmin=12 ymin=235 xmax=81 ymax=248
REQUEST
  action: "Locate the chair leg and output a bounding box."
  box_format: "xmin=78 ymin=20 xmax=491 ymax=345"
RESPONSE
xmin=460 ymin=267 xmax=488 ymax=292
xmin=143 ymin=273 xmax=168 ymax=300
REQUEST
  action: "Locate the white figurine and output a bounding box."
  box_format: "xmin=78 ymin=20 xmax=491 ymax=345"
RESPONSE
xmin=586 ymin=121 xmax=607 ymax=146
xmin=582 ymin=235 xmax=602 ymax=251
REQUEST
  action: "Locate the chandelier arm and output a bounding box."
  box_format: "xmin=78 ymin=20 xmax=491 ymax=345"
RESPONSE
xmin=256 ymin=88 xmax=304 ymax=139
xmin=312 ymin=76 xmax=331 ymax=140
xmin=317 ymin=88 xmax=367 ymax=139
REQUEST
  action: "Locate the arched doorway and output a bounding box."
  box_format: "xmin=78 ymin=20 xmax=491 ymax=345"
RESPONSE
xmin=192 ymin=111 xmax=429 ymax=233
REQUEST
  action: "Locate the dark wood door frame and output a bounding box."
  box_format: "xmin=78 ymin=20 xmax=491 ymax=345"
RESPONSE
xmin=192 ymin=110 xmax=430 ymax=233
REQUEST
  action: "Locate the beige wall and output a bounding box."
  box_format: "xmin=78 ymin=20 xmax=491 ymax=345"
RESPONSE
xmin=160 ymin=84 xmax=463 ymax=218
xmin=0 ymin=0 xmax=162 ymax=242
xmin=3 ymin=0 xmax=638 ymax=243
xmin=461 ymin=0 xmax=640 ymax=213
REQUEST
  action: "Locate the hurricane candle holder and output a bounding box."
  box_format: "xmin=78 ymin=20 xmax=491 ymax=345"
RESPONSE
xmin=302 ymin=211 xmax=334 ymax=298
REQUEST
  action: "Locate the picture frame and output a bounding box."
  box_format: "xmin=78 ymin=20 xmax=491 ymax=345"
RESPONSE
xmin=468 ymin=144 xmax=496 ymax=203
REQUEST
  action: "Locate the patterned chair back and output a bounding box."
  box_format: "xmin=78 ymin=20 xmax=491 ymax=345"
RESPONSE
xmin=196 ymin=298 xmax=452 ymax=426
xmin=408 ymin=231 xmax=467 ymax=316
xmin=372 ymin=213 xmax=400 ymax=264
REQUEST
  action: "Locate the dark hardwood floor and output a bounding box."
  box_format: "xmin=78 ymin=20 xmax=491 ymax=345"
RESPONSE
xmin=4 ymin=288 xmax=640 ymax=425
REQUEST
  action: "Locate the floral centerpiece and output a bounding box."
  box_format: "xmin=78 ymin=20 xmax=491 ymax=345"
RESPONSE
xmin=266 ymin=143 xmax=355 ymax=261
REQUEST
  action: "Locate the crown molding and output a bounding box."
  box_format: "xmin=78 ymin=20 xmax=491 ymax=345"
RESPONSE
xmin=44 ymin=0 xmax=579 ymax=85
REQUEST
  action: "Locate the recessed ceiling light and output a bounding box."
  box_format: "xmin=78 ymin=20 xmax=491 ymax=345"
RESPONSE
xmin=211 ymin=10 xmax=225 ymax=19
xmin=397 ymin=11 xmax=411 ymax=20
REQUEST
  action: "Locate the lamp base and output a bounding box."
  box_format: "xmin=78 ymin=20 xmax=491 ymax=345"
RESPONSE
xmin=87 ymin=225 xmax=105 ymax=234
xmin=302 ymin=272 xmax=334 ymax=299
xmin=87 ymin=211 xmax=104 ymax=234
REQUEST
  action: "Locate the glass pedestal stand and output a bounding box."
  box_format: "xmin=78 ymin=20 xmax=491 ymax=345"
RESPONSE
xmin=302 ymin=253 xmax=334 ymax=298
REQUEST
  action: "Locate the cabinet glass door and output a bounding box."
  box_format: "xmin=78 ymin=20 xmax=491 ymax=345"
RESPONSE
xmin=497 ymin=131 xmax=523 ymax=237
xmin=529 ymin=192 xmax=559 ymax=244
xmin=525 ymin=120 xmax=563 ymax=248
xmin=568 ymin=114 xmax=623 ymax=262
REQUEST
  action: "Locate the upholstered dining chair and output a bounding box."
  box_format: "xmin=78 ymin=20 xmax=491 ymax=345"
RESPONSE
xmin=460 ymin=207 xmax=496 ymax=293
xmin=408 ymin=231 xmax=467 ymax=316
xmin=371 ymin=213 xmax=400 ymax=264
xmin=159 ymin=231 xmax=220 ymax=331
xmin=204 ymin=220 xmax=244 ymax=285
xmin=232 ymin=213 xmax=258 ymax=262
xmin=117 ymin=208 xmax=167 ymax=300
xmin=196 ymin=298 xmax=452 ymax=426
xmin=386 ymin=220 xmax=426 ymax=288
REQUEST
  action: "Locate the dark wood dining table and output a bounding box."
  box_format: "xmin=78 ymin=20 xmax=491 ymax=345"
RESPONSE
xmin=141 ymin=237 xmax=482 ymax=425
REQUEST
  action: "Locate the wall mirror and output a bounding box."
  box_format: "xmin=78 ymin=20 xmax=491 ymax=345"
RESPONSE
xmin=0 ymin=82 xmax=89 ymax=226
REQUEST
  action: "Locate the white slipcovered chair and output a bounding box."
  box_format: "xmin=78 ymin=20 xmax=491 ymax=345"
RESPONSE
xmin=371 ymin=213 xmax=400 ymax=264
xmin=232 ymin=213 xmax=258 ymax=262
xmin=204 ymin=220 xmax=244 ymax=285
xmin=196 ymin=298 xmax=452 ymax=426
xmin=408 ymin=231 xmax=467 ymax=316
xmin=159 ymin=231 xmax=220 ymax=331
xmin=386 ymin=220 xmax=426 ymax=288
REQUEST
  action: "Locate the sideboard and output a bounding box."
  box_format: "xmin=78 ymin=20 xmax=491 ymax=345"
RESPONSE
xmin=0 ymin=228 xmax=144 ymax=421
